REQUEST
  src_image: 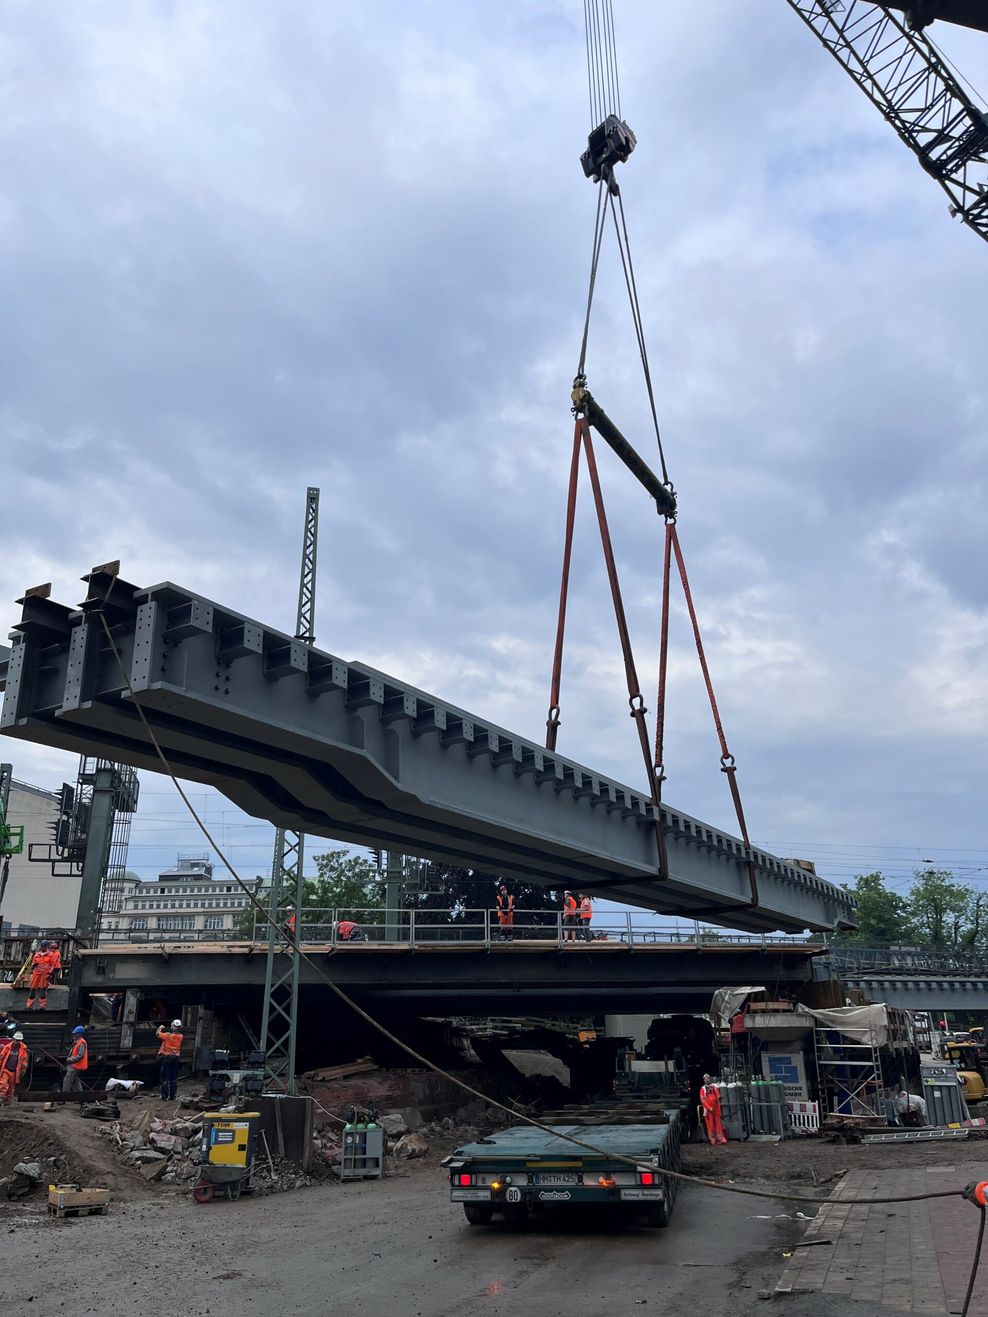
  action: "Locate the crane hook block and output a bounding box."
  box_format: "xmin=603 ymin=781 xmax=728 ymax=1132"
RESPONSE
xmin=581 ymin=115 xmax=637 ymax=189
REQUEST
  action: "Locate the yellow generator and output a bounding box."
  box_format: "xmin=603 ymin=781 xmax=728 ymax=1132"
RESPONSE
xmin=193 ymin=1112 xmax=260 ymax=1203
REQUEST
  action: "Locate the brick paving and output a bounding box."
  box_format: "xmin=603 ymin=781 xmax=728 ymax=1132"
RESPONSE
xmin=775 ymin=1164 xmax=988 ymax=1313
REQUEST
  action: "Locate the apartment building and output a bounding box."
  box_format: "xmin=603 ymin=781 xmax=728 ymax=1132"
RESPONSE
xmin=101 ymin=853 xmax=251 ymax=938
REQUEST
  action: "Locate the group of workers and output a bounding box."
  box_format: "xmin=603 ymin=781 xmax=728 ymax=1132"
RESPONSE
xmin=282 ymin=913 xmax=364 ymax=942
xmin=25 ymin=940 xmax=62 ymax=1009
xmin=562 ymin=890 xmax=594 ymax=942
xmin=495 ymin=887 xmax=593 ymax=941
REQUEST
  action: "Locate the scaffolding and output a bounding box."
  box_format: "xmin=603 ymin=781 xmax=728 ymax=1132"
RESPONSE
xmin=813 ymin=1009 xmax=916 ymax=1120
xmin=814 ymin=1024 xmax=886 ymax=1119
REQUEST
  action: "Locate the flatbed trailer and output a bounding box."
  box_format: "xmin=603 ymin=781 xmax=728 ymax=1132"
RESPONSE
xmin=442 ymin=1113 xmax=681 ymax=1228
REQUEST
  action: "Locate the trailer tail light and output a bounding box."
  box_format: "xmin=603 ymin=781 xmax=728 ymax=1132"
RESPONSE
xmin=639 ymin=1171 xmax=655 ymax=1186
xmin=456 ymin=1173 xmax=472 ymax=1186
xmin=597 ymin=1175 xmax=616 ymax=1188
xmin=490 ymin=1180 xmax=503 ymax=1192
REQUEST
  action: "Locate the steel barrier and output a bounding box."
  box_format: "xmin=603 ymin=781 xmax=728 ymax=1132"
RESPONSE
xmin=94 ymin=910 xmax=820 ymax=951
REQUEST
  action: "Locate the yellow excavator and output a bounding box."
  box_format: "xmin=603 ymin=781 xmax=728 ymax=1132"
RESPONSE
xmin=944 ymin=1041 xmax=988 ymax=1103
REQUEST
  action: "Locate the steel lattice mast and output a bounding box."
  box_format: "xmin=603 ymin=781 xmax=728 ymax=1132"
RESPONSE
xmin=784 ymin=0 xmax=988 ymax=244
xmin=259 ymin=487 xmax=320 ymax=1093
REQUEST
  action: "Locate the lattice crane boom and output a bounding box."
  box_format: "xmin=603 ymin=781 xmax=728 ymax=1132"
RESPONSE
xmin=784 ymin=0 xmax=988 ymax=244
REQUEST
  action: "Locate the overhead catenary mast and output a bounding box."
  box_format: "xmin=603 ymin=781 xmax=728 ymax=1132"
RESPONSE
xmin=258 ymin=486 xmax=320 ymax=1093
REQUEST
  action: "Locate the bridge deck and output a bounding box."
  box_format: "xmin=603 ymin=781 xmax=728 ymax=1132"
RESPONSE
xmin=80 ymin=939 xmax=825 ymax=1014
xmin=0 ymin=570 xmax=856 ymax=934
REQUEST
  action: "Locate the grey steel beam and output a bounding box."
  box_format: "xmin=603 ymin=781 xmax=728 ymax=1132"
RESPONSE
xmin=79 ymin=943 xmax=823 ymax=994
xmin=0 ymin=572 xmax=857 ymax=934
xmin=844 ymin=976 xmax=988 ymax=1011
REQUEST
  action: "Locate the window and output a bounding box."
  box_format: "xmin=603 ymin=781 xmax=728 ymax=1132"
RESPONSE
xmin=157 ymin=915 xmax=196 ymax=931
xmin=131 ymin=918 xmax=148 ymax=931
xmin=204 ymin=915 xmax=222 ymax=930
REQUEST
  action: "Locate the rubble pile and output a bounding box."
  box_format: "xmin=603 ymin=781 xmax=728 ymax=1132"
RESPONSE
xmin=1 ymin=1160 xmax=50 ymax=1200
xmin=96 ymin=1114 xmax=203 ymax=1186
xmin=249 ymin=1157 xmax=317 ymax=1195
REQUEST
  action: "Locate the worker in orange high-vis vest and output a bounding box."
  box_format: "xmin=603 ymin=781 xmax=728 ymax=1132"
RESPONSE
xmin=0 ymin=1032 xmax=29 ymax=1105
xmin=578 ymin=894 xmax=593 ymax=942
xmin=496 ymin=886 xmax=515 ymax=940
xmin=562 ymin=891 xmax=578 ymax=942
xmin=63 ymin=1025 xmax=88 ymax=1094
xmin=699 ymin=1073 xmax=728 ymax=1145
xmin=25 ymin=943 xmax=54 ymax=1010
xmin=157 ymin=1019 xmax=183 ymax=1100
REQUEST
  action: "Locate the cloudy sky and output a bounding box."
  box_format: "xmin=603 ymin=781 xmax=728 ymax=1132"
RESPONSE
xmin=2 ymin=2 xmax=988 ymax=918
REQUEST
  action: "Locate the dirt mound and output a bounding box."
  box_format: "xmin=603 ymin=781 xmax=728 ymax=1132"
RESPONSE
xmin=0 ymin=1116 xmax=104 ymax=1189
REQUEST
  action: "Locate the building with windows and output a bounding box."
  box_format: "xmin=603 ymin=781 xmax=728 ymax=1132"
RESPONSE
xmin=1 ymin=778 xmax=66 ymax=934
xmin=100 ymin=853 xmax=252 ymax=940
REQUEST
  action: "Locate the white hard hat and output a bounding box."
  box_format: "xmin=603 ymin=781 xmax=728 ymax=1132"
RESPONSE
xmin=171 ymin=1019 xmax=183 ymax=1029
xmin=13 ymin=1032 xmax=24 ymax=1041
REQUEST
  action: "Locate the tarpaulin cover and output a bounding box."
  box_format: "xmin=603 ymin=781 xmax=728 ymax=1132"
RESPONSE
xmin=796 ymin=1003 xmax=892 ymax=1045
xmin=710 ymin=986 xmax=766 ymax=1029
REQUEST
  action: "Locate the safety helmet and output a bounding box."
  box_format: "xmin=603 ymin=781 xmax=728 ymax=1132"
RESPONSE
xmin=12 ymin=1032 xmax=23 ymax=1041
xmin=171 ymin=1019 xmax=183 ymax=1029
xmin=72 ymin=1025 xmax=86 ymax=1034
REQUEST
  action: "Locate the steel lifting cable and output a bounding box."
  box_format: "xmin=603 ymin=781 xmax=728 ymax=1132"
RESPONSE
xmin=607 ymin=186 xmax=671 ymax=488
xmin=86 ymin=600 xmax=988 ymax=1218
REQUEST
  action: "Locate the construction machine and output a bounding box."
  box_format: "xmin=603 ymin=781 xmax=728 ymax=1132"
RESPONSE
xmin=944 ymin=1039 xmax=988 ymax=1102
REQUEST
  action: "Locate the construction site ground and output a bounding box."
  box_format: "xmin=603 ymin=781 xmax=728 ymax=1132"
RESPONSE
xmin=4 ymin=1106 xmax=988 ymax=1316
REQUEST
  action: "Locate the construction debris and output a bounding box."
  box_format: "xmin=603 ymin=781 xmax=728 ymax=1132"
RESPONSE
xmin=302 ymin=1058 xmax=377 ymax=1083
xmin=393 ymin=1132 xmax=429 ymax=1160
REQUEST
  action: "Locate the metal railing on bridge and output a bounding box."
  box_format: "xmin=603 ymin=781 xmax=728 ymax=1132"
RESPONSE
xmin=824 ymin=943 xmax=988 ymax=977
xmin=94 ymin=909 xmax=820 ymax=952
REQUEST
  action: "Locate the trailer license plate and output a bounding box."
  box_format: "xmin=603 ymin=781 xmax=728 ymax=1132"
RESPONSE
xmin=451 ymin=1189 xmax=492 ymax=1202
xmin=535 ymin=1173 xmax=577 ymax=1185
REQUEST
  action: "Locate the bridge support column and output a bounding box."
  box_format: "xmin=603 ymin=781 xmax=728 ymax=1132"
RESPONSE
xmin=384 ymin=851 xmax=403 ymax=943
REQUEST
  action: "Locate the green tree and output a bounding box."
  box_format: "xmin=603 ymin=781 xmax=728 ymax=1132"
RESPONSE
xmin=308 ymin=849 xmax=384 ymax=918
xmin=408 ymin=863 xmax=560 ymax=929
xmin=834 ymin=872 xmax=914 ymax=945
xmin=907 ymin=869 xmax=982 ymax=949
xmin=238 ymin=848 xmax=384 ymax=934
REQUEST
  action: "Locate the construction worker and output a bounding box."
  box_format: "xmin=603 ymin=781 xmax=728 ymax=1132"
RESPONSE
xmin=578 ymin=893 xmax=593 ymax=942
xmin=699 ymin=1073 xmax=728 ymax=1145
xmin=46 ymin=941 xmax=62 ymax=979
xmin=25 ymin=942 xmax=55 ymax=1010
xmin=156 ymin=1019 xmax=183 ymax=1100
xmin=495 ymin=885 xmax=515 ymax=941
xmin=335 ymin=919 xmax=363 ymax=942
xmin=282 ymin=912 xmax=297 ymax=942
xmin=0 ymin=1031 xmax=28 ymax=1106
xmin=63 ymin=1025 xmax=88 ymax=1094
xmin=562 ymin=891 xmax=578 ymax=942
xmin=895 ymin=1089 xmax=929 ymax=1127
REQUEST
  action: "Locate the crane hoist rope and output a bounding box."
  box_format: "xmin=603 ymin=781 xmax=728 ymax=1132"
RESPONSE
xmin=544 ymin=3 xmax=760 ymax=911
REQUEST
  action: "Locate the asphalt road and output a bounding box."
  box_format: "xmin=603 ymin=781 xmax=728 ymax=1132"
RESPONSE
xmin=1 ymin=1170 xmax=912 ymax=1317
